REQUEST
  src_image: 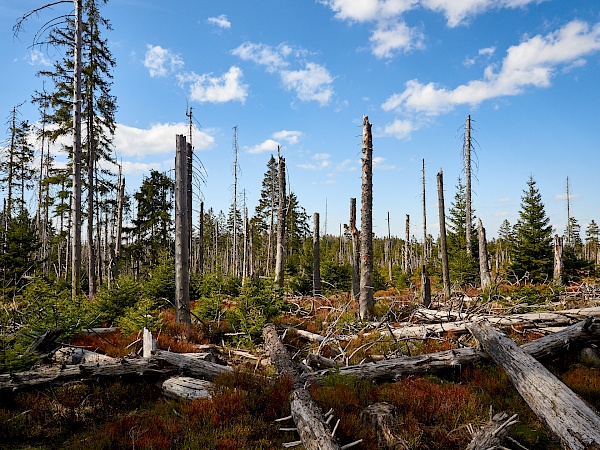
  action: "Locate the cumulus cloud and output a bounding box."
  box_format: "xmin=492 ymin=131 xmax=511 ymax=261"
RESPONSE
xmin=114 ymin=122 xmax=215 ymax=158
xmin=370 ymin=21 xmax=424 ymax=58
xmin=27 ymin=49 xmax=52 ymax=66
xmin=381 ymin=118 xmax=416 ymax=139
xmin=247 ymin=139 xmax=281 ymax=154
xmin=373 ymin=156 xmax=396 ymax=170
xmin=232 ymin=42 xmax=334 ymax=105
xmin=272 ymin=130 xmax=303 ymax=145
xmin=180 ymin=66 xmax=248 ymax=104
xmin=298 ymin=153 xmax=332 ymax=170
xmin=144 ymin=45 xmax=184 ymax=77
xmin=207 ymin=14 xmax=231 ymax=29
xmin=382 ymin=20 xmax=600 ymax=116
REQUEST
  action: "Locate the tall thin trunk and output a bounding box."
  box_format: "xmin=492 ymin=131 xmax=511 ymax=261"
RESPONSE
xmin=387 ymin=211 xmax=392 ymax=281
xmin=199 ymin=201 xmax=204 ymax=273
xmin=274 ymin=148 xmax=286 ymax=290
xmin=71 ymin=0 xmax=83 ymax=301
xmin=6 ymin=106 xmax=17 ymax=222
xmin=113 ymin=168 xmax=125 ymax=280
xmin=403 ymin=214 xmax=410 ymax=274
xmin=553 ymin=234 xmax=564 ymax=285
xmin=242 ymin=206 xmax=249 ymax=285
xmin=187 ymin=142 xmax=193 ymax=263
xmin=350 ymin=198 xmax=360 ymax=302
xmin=313 ymin=212 xmax=321 ymax=297
xmin=359 ymin=116 xmax=374 ymax=320
xmin=174 ymin=135 xmax=191 ymax=326
xmin=422 ymin=158 xmax=427 ymax=262
xmin=465 ymin=115 xmax=473 ymax=257
xmin=232 ymin=126 xmax=238 ymax=277
xmin=87 ymin=89 xmax=96 ymax=297
xmin=478 ymin=218 xmax=491 ymax=290
xmin=437 ymin=170 xmax=451 ymax=300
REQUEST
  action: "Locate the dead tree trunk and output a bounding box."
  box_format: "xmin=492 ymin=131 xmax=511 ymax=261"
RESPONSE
xmin=466 ymin=412 xmax=518 ymax=450
xmin=437 ymin=170 xmax=451 ymax=300
xmin=175 ymin=135 xmax=191 ymax=326
xmin=468 ymin=319 xmax=600 ymax=450
xmin=274 ymin=148 xmax=286 ymax=290
xmin=478 ymin=218 xmax=491 ymax=290
xmin=360 ymin=116 xmax=374 ymax=320
xmin=313 ymin=212 xmax=321 ymax=297
xmin=465 ymin=115 xmax=473 ymax=257
xmin=420 ymin=267 xmax=431 ymax=307
xmin=554 ymin=234 xmax=564 ymax=284
xmin=262 ymin=324 xmax=342 ymax=450
xmin=403 ymin=214 xmax=410 ymax=274
xmin=350 ymin=198 xmax=360 ymax=302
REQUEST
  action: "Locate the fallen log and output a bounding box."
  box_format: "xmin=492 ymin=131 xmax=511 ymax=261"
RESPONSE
xmin=50 ymin=347 xmax=115 ymax=365
xmin=263 ymin=324 xmax=341 ymax=450
xmin=161 ymin=376 xmax=213 ymax=400
xmin=0 ymin=358 xmax=175 ymax=393
xmin=308 ymin=318 xmax=600 ymax=382
xmin=153 ymin=350 xmax=232 ymax=381
xmin=468 ymin=319 xmax=600 ymax=450
xmin=466 ymin=412 xmax=518 ymax=450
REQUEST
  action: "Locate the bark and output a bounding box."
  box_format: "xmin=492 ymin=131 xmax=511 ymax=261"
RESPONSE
xmin=478 ymin=218 xmax=491 ymax=290
xmin=27 ymin=328 xmax=63 ymax=354
xmin=466 ymin=412 xmax=518 ymax=450
xmin=263 ymin=324 xmax=341 ymax=450
xmin=274 ymin=150 xmax=286 ymax=290
xmin=360 ymin=116 xmax=374 ymax=320
xmin=468 ymin=319 xmax=600 ymax=450
xmin=153 ymin=350 xmax=231 ymax=381
xmin=174 ymin=135 xmax=191 ymax=325
xmin=403 ymin=214 xmax=410 ymax=274
xmin=420 ymin=266 xmax=431 ymax=307
xmin=465 ymin=115 xmax=473 ymax=257
xmin=554 ymin=234 xmax=564 ymax=284
xmin=350 ymin=198 xmax=360 ymax=301
xmin=313 ymin=212 xmax=321 ymax=296
xmin=71 ymin=0 xmax=83 ymax=301
xmin=437 ymin=170 xmax=451 ymax=300
xmin=422 ymin=159 xmax=427 ymax=262
xmin=360 ymin=403 xmax=409 ymax=450
xmin=162 ymin=376 xmax=213 ymax=400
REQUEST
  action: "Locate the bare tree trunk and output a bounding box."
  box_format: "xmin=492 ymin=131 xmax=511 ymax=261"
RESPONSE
xmin=468 ymin=320 xmax=600 ymax=450
xmin=478 ymin=218 xmax=491 ymax=289
xmin=554 ymin=234 xmax=564 ymax=284
xmin=199 ymin=201 xmax=204 ymax=274
xmin=403 ymin=214 xmax=410 ymax=274
xmin=274 ymin=148 xmax=286 ymax=290
xmin=187 ymin=142 xmax=193 ymax=266
xmin=350 ymin=198 xmax=360 ymax=301
xmin=71 ymin=0 xmax=83 ymax=301
xmin=87 ymin=98 xmax=96 ymax=298
xmin=113 ymin=169 xmax=125 ymax=280
xmin=313 ymin=212 xmax=321 ymax=297
xmin=465 ymin=115 xmax=473 ymax=257
xmin=242 ymin=207 xmax=249 ymax=285
xmin=422 ymin=158 xmax=427 ymax=262
xmin=232 ymin=126 xmax=239 ymax=277
xmin=175 ymin=135 xmax=191 ymax=326
xmin=359 ymin=116 xmax=374 ymax=320
xmin=387 ymin=212 xmax=392 ymax=281
xmin=437 ymin=170 xmax=451 ymax=300
xmin=420 ymin=266 xmax=431 ymax=307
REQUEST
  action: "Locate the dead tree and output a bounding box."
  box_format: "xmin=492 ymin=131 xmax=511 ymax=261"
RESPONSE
xmin=554 ymin=234 xmax=564 ymax=284
xmin=313 ymin=212 xmax=321 ymax=297
xmin=175 ymin=135 xmax=191 ymax=326
xmin=464 ymin=115 xmax=473 ymax=257
xmin=468 ymin=319 xmax=600 ymax=450
xmin=437 ymin=170 xmax=451 ymax=300
xmin=478 ymin=218 xmax=491 ymax=289
xmin=360 ymin=116 xmax=374 ymax=320
xmin=262 ymin=324 xmax=342 ymax=450
xmin=72 ymin=0 xmax=83 ymax=300
xmin=350 ymin=198 xmax=360 ymax=301
xmin=403 ymin=215 xmax=410 ymax=274
xmin=274 ymin=148 xmax=286 ymax=290
xmin=466 ymin=412 xmax=518 ymax=450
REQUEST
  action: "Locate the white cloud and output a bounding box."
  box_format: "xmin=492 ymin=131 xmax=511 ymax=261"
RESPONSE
xmin=370 ymin=21 xmax=424 ymax=58
xmin=144 ymin=44 xmax=184 ymax=77
xmin=335 ymin=159 xmax=359 ymax=171
xmin=114 ymin=122 xmax=215 ymax=158
xmin=207 ymin=14 xmax=231 ymax=29
xmin=321 ymin=0 xmax=415 ymax=22
xmin=421 ymin=0 xmax=542 ymax=27
xmin=298 ymin=153 xmax=332 ymax=170
xmin=181 ymin=66 xmax=248 ymax=104
xmin=232 ymin=42 xmax=292 ymax=73
xmin=27 ymin=49 xmax=52 ymax=67
xmin=382 ymin=20 xmax=600 ymax=116
xmin=247 ymin=139 xmax=281 ymax=154
xmin=120 ymin=161 xmax=163 ymax=175
xmin=373 ymin=156 xmax=396 ymax=170
xmin=232 ymin=42 xmax=334 ymax=105
xmin=281 ymin=62 xmax=334 ymax=106
xmin=272 ymin=130 xmax=303 ymax=145
xmin=382 ymin=118 xmax=416 ymax=139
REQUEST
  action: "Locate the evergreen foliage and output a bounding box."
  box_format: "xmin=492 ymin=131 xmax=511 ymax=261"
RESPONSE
xmin=510 ymin=176 xmax=553 ymax=283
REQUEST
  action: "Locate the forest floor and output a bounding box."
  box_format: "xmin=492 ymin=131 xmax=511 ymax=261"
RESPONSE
xmin=1 ymin=280 xmax=600 ymax=450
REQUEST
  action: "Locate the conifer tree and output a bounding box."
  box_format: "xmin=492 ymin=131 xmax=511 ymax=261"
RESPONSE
xmin=252 ymin=155 xmax=278 ymax=273
xmin=511 ymin=176 xmax=553 ymax=283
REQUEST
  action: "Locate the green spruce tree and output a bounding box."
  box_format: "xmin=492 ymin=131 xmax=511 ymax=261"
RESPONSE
xmin=511 ymin=176 xmax=553 ymax=283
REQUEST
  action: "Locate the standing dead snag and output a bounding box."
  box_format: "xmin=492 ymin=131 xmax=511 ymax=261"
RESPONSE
xmin=262 ymin=324 xmax=341 ymax=450
xmin=350 ymin=198 xmax=360 ymax=301
xmin=477 ymin=218 xmax=491 ymax=290
xmin=274 ymin=148 xmax=286 ymax=290
xmin=313 ymin=212 xmax=321 ymax=297
xmin=554 ymin=234 xmax=564 ymax=284
xmin=360 ymin=116 xmax=374 ymax=320
xmin=437 ymin=170 xmax=451 ymax=300
xmin=175 ymin=135 xmax=191 ymax=326
xmin=468 ymin=319 xmax=600 ymax=450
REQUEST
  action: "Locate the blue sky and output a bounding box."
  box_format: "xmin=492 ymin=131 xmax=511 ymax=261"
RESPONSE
xmin=1 ymin=0 xmax=599 ymax=239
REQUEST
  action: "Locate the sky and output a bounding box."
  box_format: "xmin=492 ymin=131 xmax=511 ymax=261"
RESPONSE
xmin=1 ymin=0 xmax=599 ymax=240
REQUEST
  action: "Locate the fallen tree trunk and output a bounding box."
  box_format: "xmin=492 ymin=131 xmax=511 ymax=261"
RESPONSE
xmin=161 ymin=376 xmax=213 ymax=400
xmin=468 ymin=319 xmax=600 ymax=450
xmin=153 ymin=350 xmax=231 ymax=381
xmin=308 ymin=318 xmax=600 ymax=382
xmin=466 ymin=412 xmax=518 ymax=450
xmin=263 ymin=324 xmax=341 ymax=450
xmin=0 ymin=358 xmax=175 ymax=393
